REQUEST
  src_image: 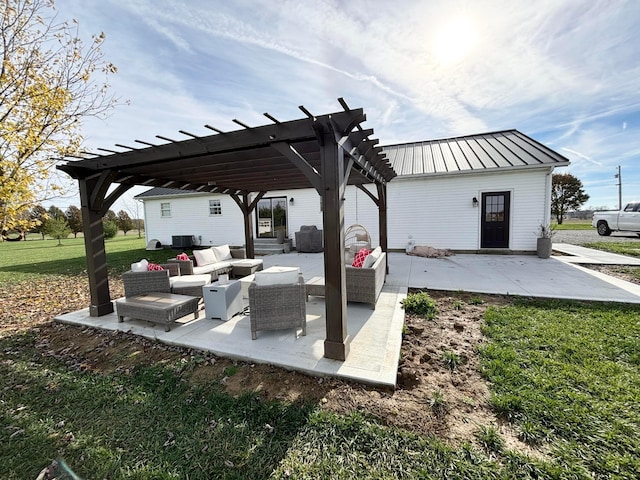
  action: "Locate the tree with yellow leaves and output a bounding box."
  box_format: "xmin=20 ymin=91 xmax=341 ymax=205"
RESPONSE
xmin=0 ymin=0 xmax=118 ymax=239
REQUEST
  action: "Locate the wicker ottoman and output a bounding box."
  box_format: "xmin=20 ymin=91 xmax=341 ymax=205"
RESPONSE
xmin=170 ymin=274 xmax=211 ymax=297
xmin=116 ymin=292 xmax=200 ymax=332
xmin=232 ymin=259 xmax=264 ymax=278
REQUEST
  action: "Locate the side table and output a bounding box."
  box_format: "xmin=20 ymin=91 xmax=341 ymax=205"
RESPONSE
xmin=304 ymin=276 xmax=325 ymax=301
xmin=231 ymin=259 xmax=264 ymax=278
xmin=202 ymin=280 xmax=243 ymax=321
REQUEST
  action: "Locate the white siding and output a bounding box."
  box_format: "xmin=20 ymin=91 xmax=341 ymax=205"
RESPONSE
xmin=141 ymin=167 xmax=553 ymax=252
xmin=144 ymin=193 xmax=246 ymax=247
xmin=387 ymin=169 xmax=551 ymax=251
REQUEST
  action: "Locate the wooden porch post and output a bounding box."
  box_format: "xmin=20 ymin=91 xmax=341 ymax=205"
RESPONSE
xmin=79 ymin=177 xmax=113 ymax=316
xmin=320 ymin=131 xmax=350 ymax=361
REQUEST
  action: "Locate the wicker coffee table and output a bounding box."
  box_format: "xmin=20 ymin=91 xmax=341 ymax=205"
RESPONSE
xmin=116 ymin=292 xmax=200 ymax=332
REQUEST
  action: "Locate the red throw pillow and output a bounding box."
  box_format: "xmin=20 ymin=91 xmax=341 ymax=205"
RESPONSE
xmin=147 ymin=263 xmax=164 ymax=271
xmin=177 ymin=252 xmax=189 ymax=261
xmin=351 ymin=248 xmax=371 ymax=268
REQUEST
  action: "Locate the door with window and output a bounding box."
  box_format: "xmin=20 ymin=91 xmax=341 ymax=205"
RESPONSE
xmin=481 ymin=192 xmax=510 ymax=248
xmin=256 ymin=197 xmax=288 ymax=238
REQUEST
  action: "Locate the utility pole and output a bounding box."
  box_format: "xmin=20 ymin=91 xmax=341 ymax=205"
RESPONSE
xmin=614 ymin=165 xmax=622 ymax=210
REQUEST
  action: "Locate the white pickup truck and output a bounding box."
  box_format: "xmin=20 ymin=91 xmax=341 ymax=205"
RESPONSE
xmin=592 ymin=202 xmax=640 ymax=236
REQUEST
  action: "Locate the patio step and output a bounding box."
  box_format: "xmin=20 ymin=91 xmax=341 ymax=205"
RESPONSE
xmin=254 ymin=237 xmax=290 ymax=256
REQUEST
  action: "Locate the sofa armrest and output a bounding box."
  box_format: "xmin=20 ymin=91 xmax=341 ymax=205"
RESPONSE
xmin=230 ymin=247 xmax=246 ymax=259
xmin=167 ymin=258 xmax=194 ymax=275
xmin=159 ymin=263 xmax=180 ymax=277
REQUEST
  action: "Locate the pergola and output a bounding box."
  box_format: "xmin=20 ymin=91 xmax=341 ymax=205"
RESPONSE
xmin=58 ymin=100 xmax=396 ymax=361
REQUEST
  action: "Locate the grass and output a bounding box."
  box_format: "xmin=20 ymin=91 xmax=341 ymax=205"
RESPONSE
xmin=441 ymin=350 xmax=463 ymax=372
xmin=0 ymin=235 xmax=174 ymax=282
xmin=1 ymin=329 xmax=561 ymax=479
xmin=583 ymin=241 xmax=640 ymax=258
xmin=480 ymin=299 xmax=640 ymax=478
xmin=551 ymin=220 xmax=593 ymax=230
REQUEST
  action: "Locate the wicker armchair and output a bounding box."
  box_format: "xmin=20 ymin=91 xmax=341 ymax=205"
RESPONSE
xmin=345 ymin=252 xmax=387 ymax=309
xmin=248 ymin=276 xmax=306 ymax=340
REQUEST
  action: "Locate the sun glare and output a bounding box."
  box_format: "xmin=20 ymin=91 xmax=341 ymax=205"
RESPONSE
xmin=432 ymin=16 xmax=477 ymax=66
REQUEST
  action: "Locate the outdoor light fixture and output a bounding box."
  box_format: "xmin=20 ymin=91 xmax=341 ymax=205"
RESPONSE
xmin=289 ymin=197 xmax=294 ymax=205
xmin=472 ymin=196 xmax=478 ymax=207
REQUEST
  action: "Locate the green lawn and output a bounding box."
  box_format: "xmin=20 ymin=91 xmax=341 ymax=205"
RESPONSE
xmin=551 ymin=220 xmax=593 ymax=230
xmin=584 ymin=242 xmax=640 ymax=258
xmin=481 ymin=299 xmax=640 ymax=478
xmin=0 ymin=235 xmax=170 ymax=282
xmin=1 ymin=239 xmax=639 ymax=478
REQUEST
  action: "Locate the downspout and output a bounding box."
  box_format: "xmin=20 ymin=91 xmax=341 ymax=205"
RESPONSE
xmin=544 ymin=167 xmax=553 ymax=226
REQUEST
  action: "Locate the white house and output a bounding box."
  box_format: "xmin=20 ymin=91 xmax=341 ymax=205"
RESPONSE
xmin=137 ymin=130 xmax=569 ymax=253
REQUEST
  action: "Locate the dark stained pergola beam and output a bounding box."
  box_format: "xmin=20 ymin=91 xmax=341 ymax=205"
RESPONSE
xmin=104 ymin=140 xmax=323 ymax=180
xmin=271 ymin=142 xmax=322 ymax=193
xmin=69 ymin=109 xmax=365 ymax=171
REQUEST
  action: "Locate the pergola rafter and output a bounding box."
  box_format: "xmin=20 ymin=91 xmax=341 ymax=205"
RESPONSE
xmin=58 ymin=99 xmax=396 ymax=361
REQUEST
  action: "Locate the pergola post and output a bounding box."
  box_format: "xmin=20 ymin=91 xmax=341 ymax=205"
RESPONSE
xmin=231 ymin=191 xmax=265 ymax=258
xmin=320 ymin=131 xmax=350 ymax=361
xmin=79 ymin=177 xmax=113 ymax=316
xmin=377 ymin=183 xmax=389 ymax=273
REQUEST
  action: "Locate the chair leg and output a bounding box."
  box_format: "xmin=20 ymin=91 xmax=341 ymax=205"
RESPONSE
xmin=252 ymin=330 xmax=257 ymax=340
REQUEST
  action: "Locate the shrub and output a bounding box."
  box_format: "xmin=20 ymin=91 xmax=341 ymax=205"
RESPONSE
xmin=103 ymin=220 xmax=118 ymax=239
xmin=401 ymin=292 xmax=438 ymax=319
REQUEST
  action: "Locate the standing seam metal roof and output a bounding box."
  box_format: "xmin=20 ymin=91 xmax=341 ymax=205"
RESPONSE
xmin=381 ymin=129 xmax=570 ymax=176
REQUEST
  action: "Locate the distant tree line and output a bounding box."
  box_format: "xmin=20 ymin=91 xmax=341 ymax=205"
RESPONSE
xmin=2 ymin=205 xmax=144 ymax=242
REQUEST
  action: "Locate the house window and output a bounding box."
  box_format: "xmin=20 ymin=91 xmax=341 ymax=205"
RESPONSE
xmin=209 ymin=199 xmax=222 ymax=216
xmin=160 ymin=202 xmax=171 ymax=218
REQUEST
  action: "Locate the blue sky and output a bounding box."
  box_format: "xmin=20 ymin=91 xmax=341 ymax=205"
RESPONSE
xmin=52 ymin=0 xmax=639 ymax=213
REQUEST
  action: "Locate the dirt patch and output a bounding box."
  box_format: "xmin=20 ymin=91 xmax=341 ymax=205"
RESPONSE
xmin=1 ymin=276 xmax=550 ymax=457
xmin=583 ymin=264 xmax=640 ymax=285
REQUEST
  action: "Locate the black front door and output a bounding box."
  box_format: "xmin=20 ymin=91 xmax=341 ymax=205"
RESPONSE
xmin=481 ymin=191 xmax=510 ymax=248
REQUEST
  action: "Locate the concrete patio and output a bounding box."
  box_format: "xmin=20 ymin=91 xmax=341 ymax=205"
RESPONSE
xmin=56 ymin=248 xmax=640 ymax=388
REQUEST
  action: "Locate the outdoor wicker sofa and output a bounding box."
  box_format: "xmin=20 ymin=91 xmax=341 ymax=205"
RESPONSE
xmin=167 ymin=245 xmax=258 ymax=281
xmin=248 ymin=272 xmax=306 ymax=340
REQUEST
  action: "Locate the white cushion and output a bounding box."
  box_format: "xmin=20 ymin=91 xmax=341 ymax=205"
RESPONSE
xmin=362 ymin=246 xmax=382 ymax=268
xmin=192 ymin=261 xmax=231 ymax=276
xmin=170 ymin=274 xmax=210 ymax=288
xmin=131 ymin=259 xmax=148 ymax=272
xmin=212 ymin=244 xmax=232 ymax=261
xmin=254 ymin=266 xmax=299 ymax=286
xmin=193 ymin=248 xmax=217 ymax=266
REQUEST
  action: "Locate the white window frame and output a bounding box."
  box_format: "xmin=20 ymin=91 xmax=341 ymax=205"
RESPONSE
xmin=209 ymin=199 xmax=222 ymax=216
xmin=160 ymin=202 xmax=171 ymax=218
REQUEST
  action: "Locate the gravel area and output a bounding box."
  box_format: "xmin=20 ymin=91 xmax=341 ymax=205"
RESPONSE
xmin=552 ymin=229 xmax=640 ymax=245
